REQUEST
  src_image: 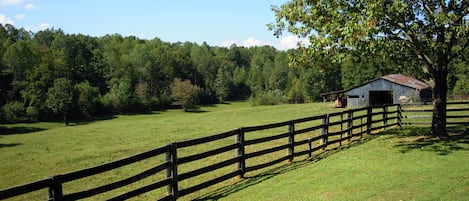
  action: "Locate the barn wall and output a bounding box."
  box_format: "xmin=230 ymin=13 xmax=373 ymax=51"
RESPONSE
xmin=345 ymin=79 xmax=420 ymax=108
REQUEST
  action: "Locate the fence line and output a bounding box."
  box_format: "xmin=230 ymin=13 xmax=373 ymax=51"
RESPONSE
xmin=401 ymin=101 xmax=469 ymax=126
xmin=0 ymin=103 xmax=435 ymax=201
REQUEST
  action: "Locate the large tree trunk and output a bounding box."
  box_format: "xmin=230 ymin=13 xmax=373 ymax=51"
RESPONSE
xmin=431 ymin=69 xmax=448 ymax=138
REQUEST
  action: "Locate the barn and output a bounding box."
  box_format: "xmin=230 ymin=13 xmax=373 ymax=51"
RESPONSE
xmin=321 ymin=74 xmax=432 ymax=108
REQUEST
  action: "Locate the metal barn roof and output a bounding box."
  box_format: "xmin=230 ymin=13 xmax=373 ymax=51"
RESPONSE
xmin=320 ymin=74 xmax=430 ymax=97
xmin=381 ymin=74 xmax=430 ymax=90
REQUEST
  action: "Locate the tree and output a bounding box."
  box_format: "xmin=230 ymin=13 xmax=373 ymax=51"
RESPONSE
xmin=46 ymin=78 xmax=74 ymax=125
xmin=170 ymin=78 xmax=200 ymax=112
xmin=270 ymin=0 xmax=469 ymax=138
xmin=75 ymin=81 xmax=99 ymax=117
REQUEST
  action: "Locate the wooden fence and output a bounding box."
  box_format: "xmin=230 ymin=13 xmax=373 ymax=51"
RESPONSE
xmin=401 ymin=101 xmax=469 ymax=126
xmin=0 ymin=104 xmax=402 ymax=200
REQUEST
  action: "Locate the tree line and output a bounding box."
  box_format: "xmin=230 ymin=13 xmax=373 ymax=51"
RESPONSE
xmin=0 ymin=24 xmax=467 ymax=124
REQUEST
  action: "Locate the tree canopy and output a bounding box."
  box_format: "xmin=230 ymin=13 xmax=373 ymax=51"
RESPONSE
xmin=0 ymin=22 xmax=467 ymax=126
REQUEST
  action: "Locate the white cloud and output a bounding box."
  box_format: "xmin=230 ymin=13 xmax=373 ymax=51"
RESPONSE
xmin=25 ymin=3 xmax=36 ymax=10
xmin=23 ymin=22 xmax=49 ymax=32
xmin=15 ymin=13 xmax=25 ymax=20
xmin=278 ymin=35 xmax=309 ymax=50
xmin=0 ymin=0 xmax=24 ymax=6
xmin=243 ymin=37 xmax=264 ymax=47
xmin=0 ymin=14 xmax=14 ymax=24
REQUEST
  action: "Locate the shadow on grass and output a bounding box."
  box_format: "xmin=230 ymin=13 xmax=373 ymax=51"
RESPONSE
xmin=0 ymin=142 xmax=21 ymax=148
xmin=0 ymin=126 xmax=46 ymax=135
xmin=193 ymin=134 xmax=379 ymax=201
xmin=383 ymin=126 xmax=469 ymax=155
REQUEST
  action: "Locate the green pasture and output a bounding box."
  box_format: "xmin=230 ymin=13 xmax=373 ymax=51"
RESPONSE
xmin=0 ymin=101 xmax=339 ymax=200
xmin=1 ymin=101 xmax=468 ymax=200
xmin=204 ymin=126 xmax=469 ymax=201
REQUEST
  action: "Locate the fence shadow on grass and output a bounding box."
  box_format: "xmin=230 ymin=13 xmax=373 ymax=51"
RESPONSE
xmin=0 ymin=126 xmax=46 ymax=135
xmin=387 ymin=126 xmax=469 ymax=155
xmin=0 ymin=142 xmax=21 ymax=149
xmin=192 ymin=134 xmax=381 ymax=201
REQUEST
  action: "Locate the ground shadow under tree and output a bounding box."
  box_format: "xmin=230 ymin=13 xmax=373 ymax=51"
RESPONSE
xmin=383 ymin=126 xmax=469 ymax=155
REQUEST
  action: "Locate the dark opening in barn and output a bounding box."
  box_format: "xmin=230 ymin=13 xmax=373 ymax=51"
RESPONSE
xmin=369 ymin=91 xmax=393 ymax=106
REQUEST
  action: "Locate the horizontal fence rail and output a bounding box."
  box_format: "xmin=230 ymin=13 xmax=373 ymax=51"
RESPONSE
xmin=6 ymin=102 xmax=467 ymax=201
xmin=401 ymin=101 xmax=469 ymax=126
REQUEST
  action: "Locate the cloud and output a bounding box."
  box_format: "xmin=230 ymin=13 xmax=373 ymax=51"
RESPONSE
xmin=15 ymin=13 xmax=25 ymax=20
xmin=278 ymin=35 xmax=309 ymax=50
xmin=25 ymin=3 xmax=36 ymax=10
xmin=24 ymin=22 xmax=49 ymax=32
xmin=0 ymin=0 xmax=24 ymax=6
xmin=242 ymin=37 xmax=263 ymax=47
xmin=0 ymin=14 xmax=14 ymax=24
xmin=221 ymin=37 xmax=272 ymax=48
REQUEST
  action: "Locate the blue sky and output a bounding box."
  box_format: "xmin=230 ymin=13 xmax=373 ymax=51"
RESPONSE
xmin=0 ymin=0 xmax=304 ymax=50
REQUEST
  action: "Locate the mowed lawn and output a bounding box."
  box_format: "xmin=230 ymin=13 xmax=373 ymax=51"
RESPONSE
xmin=0 ymin=101 xmax=339 ymax=199
xmin=202 ymin=127 xmax=469 ymax=201
xmin=1 ymin=101 xmax=468 ymax=200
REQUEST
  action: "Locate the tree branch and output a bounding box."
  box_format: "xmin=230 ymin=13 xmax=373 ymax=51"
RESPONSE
xmin=384 ymin=14 xmax=435 ymax=74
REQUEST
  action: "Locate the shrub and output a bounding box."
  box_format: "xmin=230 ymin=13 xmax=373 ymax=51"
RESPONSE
xmin=251 ymin=90 xmax=287 ymax=106
xmin=2 ymin=101 xmax=28 ymax=123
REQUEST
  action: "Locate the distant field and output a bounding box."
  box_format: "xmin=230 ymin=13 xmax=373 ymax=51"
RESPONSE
xmin=1 ymin=101 xmax=468 ymax=200
xmin=0 ymin=101 xmax=340 ymax=200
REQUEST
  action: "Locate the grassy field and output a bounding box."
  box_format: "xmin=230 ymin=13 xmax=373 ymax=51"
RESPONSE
xmin=1 ymin=101 xmax=468 ymax=200
xmin=197 ymin=127 xmax=469 ymax=201
xmin=0 ymin=101 xmax=340 ymax=200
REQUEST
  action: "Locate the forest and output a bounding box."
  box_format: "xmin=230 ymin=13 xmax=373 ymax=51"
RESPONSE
xmin=0 ymin=24 xmax=468 ymax=123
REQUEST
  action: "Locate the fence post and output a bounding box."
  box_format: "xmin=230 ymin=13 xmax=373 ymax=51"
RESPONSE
xmin=397 ymin=104 xmax=402 ymax=128
xmin=47 ymin=175 xmax=63 ymax=201
xmin=236 ymin=128 xmax=245 ymax=179
xmin=165 ymin=145 xmax=172 ymax=198
xmin=347 ymin=110 xmax=353 ymax=140
xmin=367 ymin=106 xmax=372 ymax=135
xmin=383 ymin=105 xmax=388 ymax=129
xmin=322 ymin=114 xmax=329 ymax=150
xmin=169 ymin=143 xmax=179 ymax=200
xmin=288 ymin=121 xmax=295 ymax=162
xmin=339 ymin=112 xmax=343 ymax=146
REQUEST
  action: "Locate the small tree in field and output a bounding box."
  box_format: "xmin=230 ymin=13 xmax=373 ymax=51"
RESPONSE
xmin=171 ymin=78 xmax=200 ymax=112
xmin=46 ymin=78 xmax=74 ymax=125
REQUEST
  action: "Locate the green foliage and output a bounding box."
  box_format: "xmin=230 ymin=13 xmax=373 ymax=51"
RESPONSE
xmin=75 ymin=81 xmax=99 ymax=117
xmin=269 ymin=0 xmax=469 ymax=136
xmin=170 ymin=78 xmax=200 ymax=111
xmin=2 ymin=101 xmax=28 ymax=123
xmin=46 ymin=78 xmax=74 ymax=125
xmin=251 ymin=89 xmax=287 ymax=106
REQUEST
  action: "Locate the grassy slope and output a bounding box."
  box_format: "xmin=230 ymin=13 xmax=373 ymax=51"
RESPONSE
xmin=0 ymin=102 xmax=336 ymax=194
xmin=205 ymin=127 xmax=469 ymax=201
xmin=1 ymin=102 xmax=468 ymax=200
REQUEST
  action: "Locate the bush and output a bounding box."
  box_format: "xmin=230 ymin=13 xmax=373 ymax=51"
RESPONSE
xmin=251 ymin=90 xmax=287 ymax=106
xmin=2 ymin=101 xmax=28 ymax=123
xmin=171 ymin=78 xmax=200 ymax=112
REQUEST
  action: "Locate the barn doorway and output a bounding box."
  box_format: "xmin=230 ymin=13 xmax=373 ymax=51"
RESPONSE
xmin=369 ymin=91 xmax=393 ymax=106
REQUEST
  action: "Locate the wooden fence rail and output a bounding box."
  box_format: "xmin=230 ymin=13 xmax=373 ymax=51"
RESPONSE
xmin=0 ymin=103 xmax=416 ymax=201
xmin=401 ymin=101 xmax=469 ymax=126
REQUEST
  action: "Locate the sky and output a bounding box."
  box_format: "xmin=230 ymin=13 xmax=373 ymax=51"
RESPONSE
xmin=0 ymin=0 xmax=305 ymax=50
